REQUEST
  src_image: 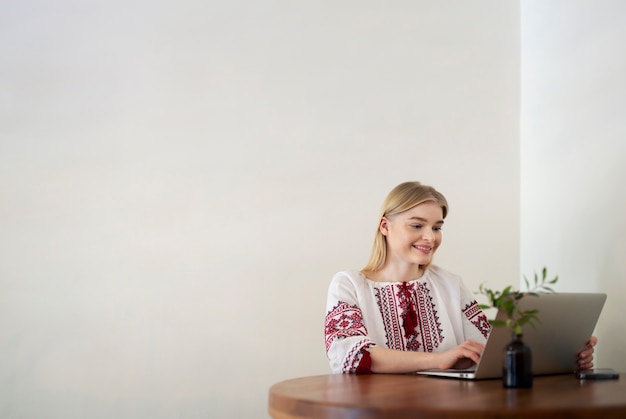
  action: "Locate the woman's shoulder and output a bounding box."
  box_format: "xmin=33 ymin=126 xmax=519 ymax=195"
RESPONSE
xmin=331 ymin=269 xmax=367 ymax=284
xmin=327 ymin=270 xmax=370 ymax=299
xmin=426 ymin=264 xmax=463 ymax=284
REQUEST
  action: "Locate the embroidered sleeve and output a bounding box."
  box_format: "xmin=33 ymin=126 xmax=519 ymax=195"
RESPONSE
xmin=325 ymin=301 xmax=375 ymax=373
xmin=463 ymin=300 xmax=491 ymax=339
xmin=325 ymin=301 xmax=368 ymax=352
xmin=343 ymin=339 xmax=374 ymax=374
xmin=460 ymin=281 xmax=491 ymax=341
xmin=324 ymin=273 xmax=376 ymax=373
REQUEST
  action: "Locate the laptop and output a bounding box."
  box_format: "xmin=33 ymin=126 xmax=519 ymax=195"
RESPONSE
xmin=417 ymin=292 xmax=607 ymax=380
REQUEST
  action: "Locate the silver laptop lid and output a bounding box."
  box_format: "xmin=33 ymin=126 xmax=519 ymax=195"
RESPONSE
xmin=473 ymin=292 xmax=606 ymax=379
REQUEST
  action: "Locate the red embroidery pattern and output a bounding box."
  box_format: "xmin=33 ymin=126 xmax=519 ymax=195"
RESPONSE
xmin=375 ymin=286 xmax=406 ymax=349
xmin=463 ymin=300 xmax=491 ymax=338
xmin=324 ymin=301 xmax=368 ymax=352
xmin=375 ymin=282 xmax=443 ymax=352
xmin=414 ymin=282 xmax=444 ymax=351
xmin=342 ymin=340 xmax=374 ymax=374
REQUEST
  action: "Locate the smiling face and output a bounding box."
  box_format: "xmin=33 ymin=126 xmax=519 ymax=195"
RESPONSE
xmin=379 ymin=200 xmax=444 ymax=269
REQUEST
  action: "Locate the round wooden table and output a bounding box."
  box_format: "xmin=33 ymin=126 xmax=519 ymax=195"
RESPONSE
xmin=268 ymin=373 xmax=626 ymax=418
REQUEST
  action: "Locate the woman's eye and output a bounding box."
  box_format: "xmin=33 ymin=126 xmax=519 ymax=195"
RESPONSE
xmin=410 ymin=224 xmax=443 ymax=231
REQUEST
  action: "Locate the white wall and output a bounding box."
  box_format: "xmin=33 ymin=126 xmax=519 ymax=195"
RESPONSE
xmin=0 ymin=1 xmax=521 ymax=418
xmin=521 ymin=0 xmax=626 ymax=371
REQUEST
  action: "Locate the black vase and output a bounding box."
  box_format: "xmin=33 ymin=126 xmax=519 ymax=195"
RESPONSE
xmin=503 ymin=333 xmax=533 ymax=388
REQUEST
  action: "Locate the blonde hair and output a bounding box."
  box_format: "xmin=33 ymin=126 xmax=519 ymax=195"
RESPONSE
xmin=362 ymin=181 xmax=448 ymax=272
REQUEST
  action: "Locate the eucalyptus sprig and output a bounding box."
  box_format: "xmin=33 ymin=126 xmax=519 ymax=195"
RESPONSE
xmin=478 ymin=267 xmax=558 ymax=336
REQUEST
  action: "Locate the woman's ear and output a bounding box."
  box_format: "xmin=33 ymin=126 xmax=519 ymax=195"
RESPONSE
xmin=379 ymin=217 xmax=390 ymax=236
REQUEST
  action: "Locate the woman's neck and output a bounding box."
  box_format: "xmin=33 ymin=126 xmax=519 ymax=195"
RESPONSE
xmin=364 ymin=264 xmax=424 ymax=283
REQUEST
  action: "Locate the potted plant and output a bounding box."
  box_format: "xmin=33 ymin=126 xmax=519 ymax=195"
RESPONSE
xmin=478 ymin=267 xmax=558 ymax=388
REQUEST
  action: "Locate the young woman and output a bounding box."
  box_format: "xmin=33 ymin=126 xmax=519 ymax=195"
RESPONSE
xmin=324 ymin=181 xmax=597 ymax=374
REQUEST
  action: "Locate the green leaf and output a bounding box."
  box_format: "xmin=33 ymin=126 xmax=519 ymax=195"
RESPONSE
xmin=501 ymin=299 xmax=515 ymax=315
xmin=478 ymin=267 xmax=559 ymax=334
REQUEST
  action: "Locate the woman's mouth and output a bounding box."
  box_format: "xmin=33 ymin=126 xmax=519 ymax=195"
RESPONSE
xmin=414 ymin=245 xmax=432 ymax=253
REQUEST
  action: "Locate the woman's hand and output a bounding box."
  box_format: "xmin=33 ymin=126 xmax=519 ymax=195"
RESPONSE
xmin=436 ymin=340 xmax=484 ymax=370
xmin=577 ymin=336 xmax=597 ymax=370
xmin=368 ymin=340 xmax=484 ymax=374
